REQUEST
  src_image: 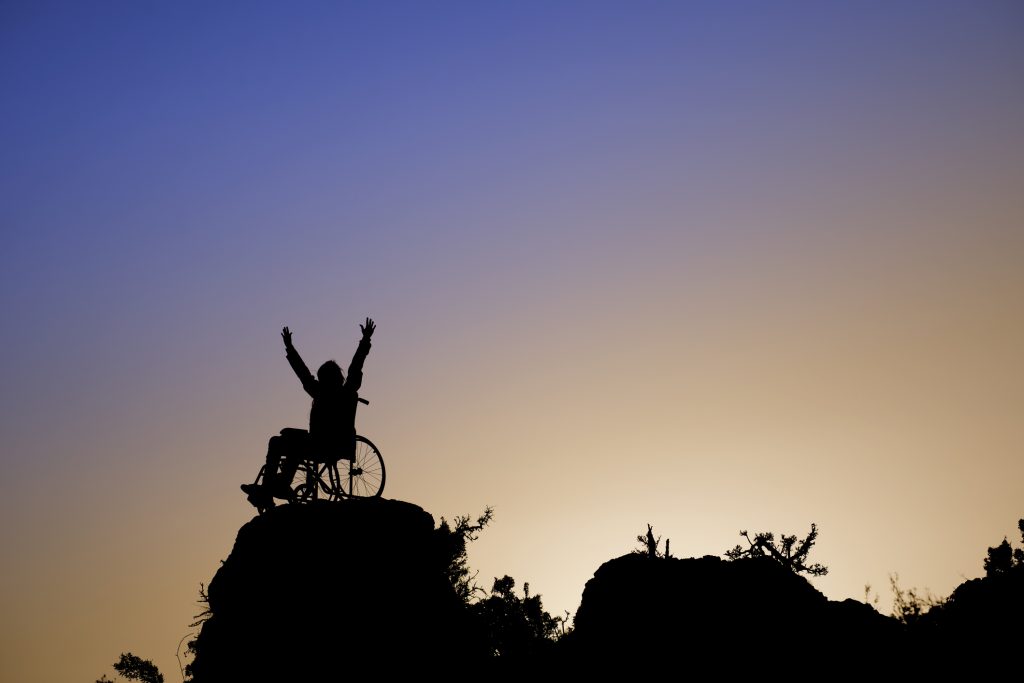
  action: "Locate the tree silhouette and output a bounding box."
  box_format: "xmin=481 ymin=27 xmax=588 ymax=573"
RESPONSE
xmin=725 ymin=523 xmax=828 ymax=577
xmin=434 ymin=506 xmax=495 ymax=602
xmin=177 ymin=582 xmax=211 ymax=682
xmin=430 ymin=507 xmax=565 ymax=657
xmin=96 ymin=653 xmax=163 ymax=683
xmin=470 ymin=575 xmax=561 ymax=657
xmin=983 ymin=518 xmax=1024 ymax=577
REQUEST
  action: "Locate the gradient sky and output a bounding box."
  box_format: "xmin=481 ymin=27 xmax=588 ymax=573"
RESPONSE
xmin=2 ymin=2 xmax=1023 ymax=680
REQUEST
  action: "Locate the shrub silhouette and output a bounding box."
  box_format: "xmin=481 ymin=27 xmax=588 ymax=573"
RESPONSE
xmin=983 ymin=518 xmax=1024 ymax=577
xmin=433 ymin=506 xmax=495 ymax=602
xmin=888 ymin=573 xmax=945 ymax=625
xmin=470 ymin=575 xmax=561 ymax=658
xmin=96 ymin=653 xmax=163 ymax=683
xmin=633 ymin=523 xmax=664 ymax=558
xmin=725 ymin=523 xmax=828 ymax=576
xmin=432 ymin=508 xmax=563 ymax=657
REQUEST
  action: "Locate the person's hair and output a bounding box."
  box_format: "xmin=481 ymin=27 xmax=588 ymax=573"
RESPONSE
xmin=317 ymin=360 xmax=343 ymax=384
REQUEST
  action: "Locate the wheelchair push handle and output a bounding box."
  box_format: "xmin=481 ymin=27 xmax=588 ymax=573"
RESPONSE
xmin=358 ymin=397 xmax=369 ymax=405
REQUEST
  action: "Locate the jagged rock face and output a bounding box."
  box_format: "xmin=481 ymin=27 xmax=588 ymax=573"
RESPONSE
xmin=189 ymin=499 xmax=479 ymax=682
xmin=565 ymin=554 xmax=898 ymax=666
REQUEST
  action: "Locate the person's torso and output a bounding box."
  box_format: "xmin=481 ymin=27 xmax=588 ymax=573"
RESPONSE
xmin=308 ymin=383 xmax=358 ymax=452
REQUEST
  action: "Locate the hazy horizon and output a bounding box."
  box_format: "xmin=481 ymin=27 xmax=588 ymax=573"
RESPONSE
xmin=2 ymin=2 xmax=1023 ymax=681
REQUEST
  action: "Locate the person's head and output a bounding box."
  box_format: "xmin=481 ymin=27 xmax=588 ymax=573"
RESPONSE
xmin=317 ymin=360 xmax=343 ymax=387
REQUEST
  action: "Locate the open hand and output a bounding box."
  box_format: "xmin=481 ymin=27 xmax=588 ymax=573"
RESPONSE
xmin=360 ymin=317 xmax=376 ymax=339
xmin=281 ymin=326 xmax=293 ymax=347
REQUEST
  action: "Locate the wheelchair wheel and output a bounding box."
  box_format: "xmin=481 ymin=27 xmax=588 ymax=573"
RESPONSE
xmin=291 ymin=461 xmax=330 ymax=502
xmin=336 ymin=436 xmax=386 ymax=498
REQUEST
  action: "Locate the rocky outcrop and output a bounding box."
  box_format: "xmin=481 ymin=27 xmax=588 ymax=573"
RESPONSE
xmin=915 ymin=564 xmax=1024 ymax=656
xmin=189 ymin=499 xmax=483 ymax=682
xmin=563 ymin=553 xmax=898 ymax=667
xmin=188 ymin=499 xmax=1024 ymax=675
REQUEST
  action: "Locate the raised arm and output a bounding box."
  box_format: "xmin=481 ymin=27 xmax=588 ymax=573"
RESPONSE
xmin=282 ymin=326 xmax=318 ymax=398
xmin=345 ymin=318 xmax=375 ymax=392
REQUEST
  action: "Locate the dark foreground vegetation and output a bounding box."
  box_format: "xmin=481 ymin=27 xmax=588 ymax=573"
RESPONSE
xmin=99 ymin=507 xmax=1024 ymax=680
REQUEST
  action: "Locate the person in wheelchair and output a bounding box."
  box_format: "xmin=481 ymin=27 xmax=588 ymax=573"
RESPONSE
xmin=242 ymin=317 xmax=375 ymax=509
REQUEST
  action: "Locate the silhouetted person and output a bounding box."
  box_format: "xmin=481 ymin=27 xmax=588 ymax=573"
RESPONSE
xmin=242 ymin=318 xmax=375 ymax=508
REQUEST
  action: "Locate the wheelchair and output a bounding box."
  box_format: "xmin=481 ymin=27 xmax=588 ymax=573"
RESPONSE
xmin=246 ymin=398 xmax=385 ymax=513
